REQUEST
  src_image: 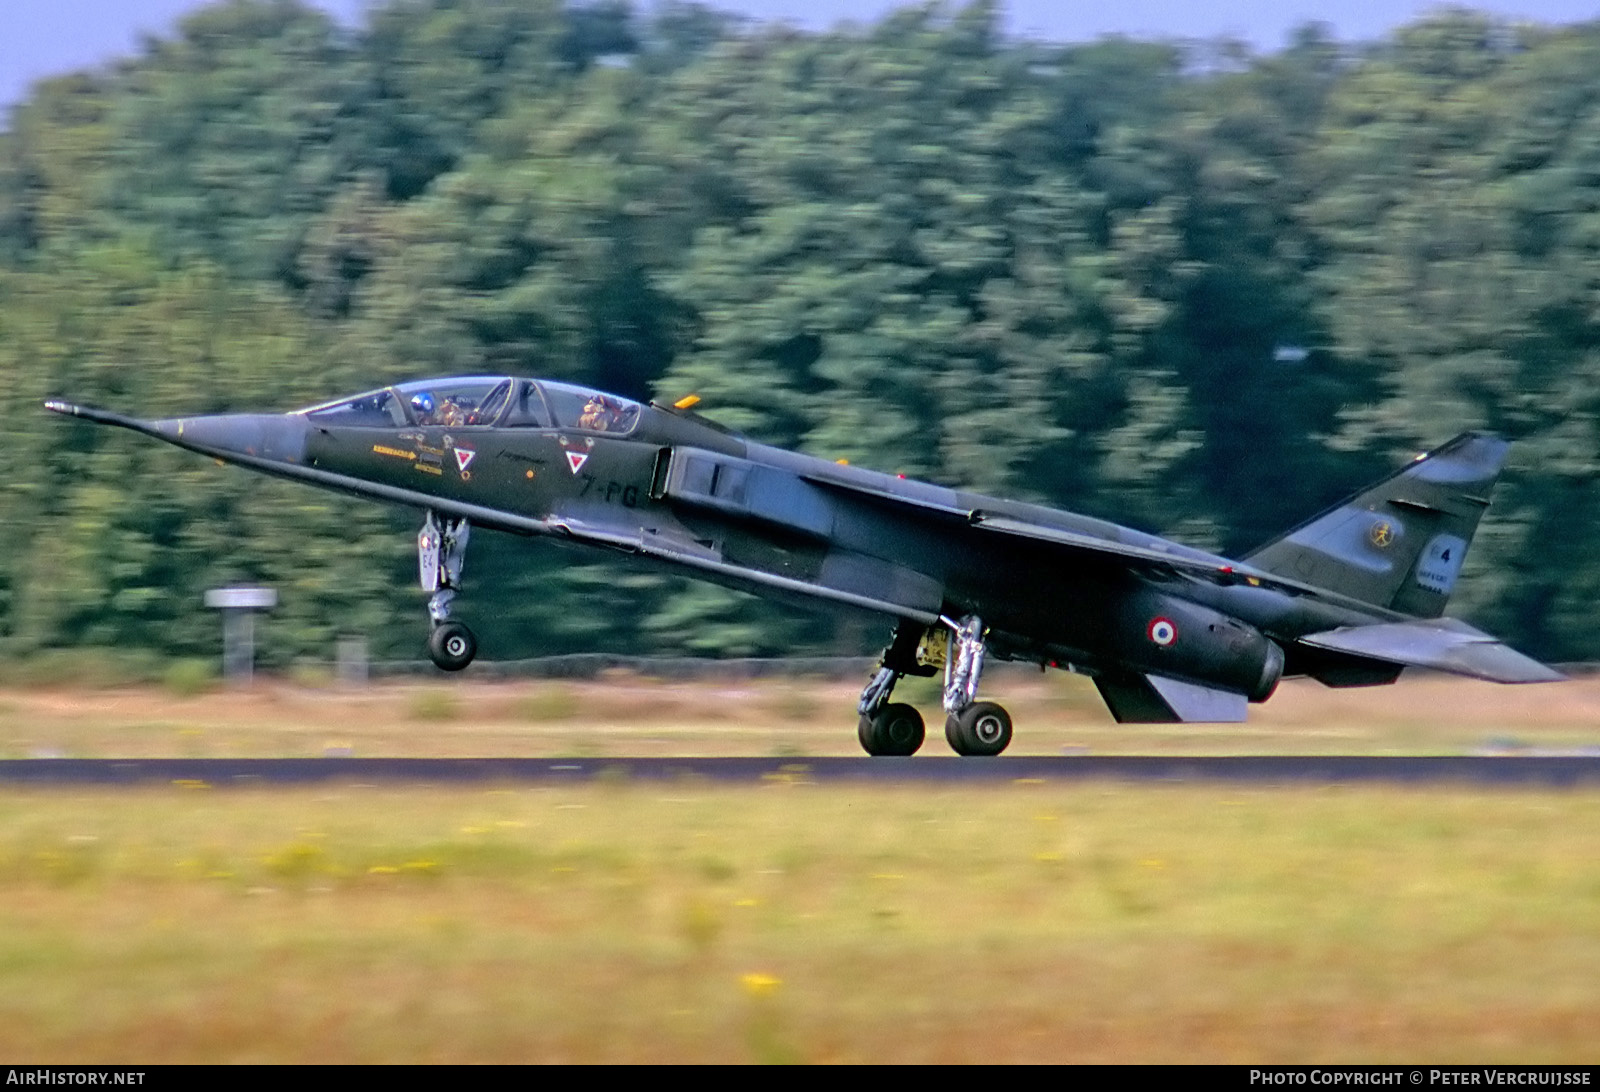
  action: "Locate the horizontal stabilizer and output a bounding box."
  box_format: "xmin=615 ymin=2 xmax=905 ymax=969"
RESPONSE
xmin=1093 ymin=673 xmax=1248 ymax=723
xmin=1297 ymin=619 xmax=1563 ymax=684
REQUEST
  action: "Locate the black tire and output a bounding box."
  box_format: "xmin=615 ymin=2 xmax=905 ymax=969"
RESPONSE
xmin=945 ymin=701 xmax=1012 ymax=757
xmin=857 ymin=702 xmax=925 ymax=757
xmin=428 ymin=621 xmax=477 ymax=671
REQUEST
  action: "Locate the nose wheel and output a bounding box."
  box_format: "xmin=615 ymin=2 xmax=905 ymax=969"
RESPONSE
xmin=429 ymin=620 xmax=478 ymax=672
xmin=419 ymin=511 xmax=477 ymax=671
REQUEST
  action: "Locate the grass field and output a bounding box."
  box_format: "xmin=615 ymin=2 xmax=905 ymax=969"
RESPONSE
xmin=0 ymin=672 xmax=1596 ymax=1062
xmin=0 ymin=781 xmax=1596 ymax=1063
xmin=1 ymin=668 xmax=1598 ymax=759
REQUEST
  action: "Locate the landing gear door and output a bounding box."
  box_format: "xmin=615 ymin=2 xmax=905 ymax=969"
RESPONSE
xmin=418 ymin=519 xmax=442 ymax=592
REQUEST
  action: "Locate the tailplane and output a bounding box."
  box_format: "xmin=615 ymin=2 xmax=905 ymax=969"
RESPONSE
xmin=1244 ymin=433 xmax=1507 ymax=619
xmin=1296 ymin=618 xmax=1562 ymax=684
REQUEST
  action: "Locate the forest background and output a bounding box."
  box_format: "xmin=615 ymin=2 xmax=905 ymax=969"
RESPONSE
xmin=4 ymin=0 xmax=1599 ymax=672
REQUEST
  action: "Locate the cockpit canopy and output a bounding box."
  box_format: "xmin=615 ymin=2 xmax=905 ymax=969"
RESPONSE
xmin=300 ymin=377 xmax=643 ymax=436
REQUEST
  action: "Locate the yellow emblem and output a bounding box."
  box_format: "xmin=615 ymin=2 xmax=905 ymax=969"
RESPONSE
xmin=1369 ymin=519 xmax=1395 ymax=548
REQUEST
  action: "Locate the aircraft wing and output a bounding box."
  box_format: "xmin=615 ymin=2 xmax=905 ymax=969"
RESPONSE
xmin=1294 ymin=618 xmax=1564 ymax=684
xmin=802 ymin=473 xmax=1334 ymax=599
xmin=971 ymin=515 xmax=1260 ymax=582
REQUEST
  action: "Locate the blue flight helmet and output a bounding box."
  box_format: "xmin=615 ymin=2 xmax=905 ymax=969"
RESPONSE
xmin=411 ymin=391 xmax=436 ymax=419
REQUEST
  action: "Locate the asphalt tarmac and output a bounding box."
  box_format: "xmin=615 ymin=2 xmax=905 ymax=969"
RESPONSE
xmin=2 ymin=755 xmax=1599 ymax=786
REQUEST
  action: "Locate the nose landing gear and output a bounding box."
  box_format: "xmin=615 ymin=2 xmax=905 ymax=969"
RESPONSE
xmin=419 ymin=511 xmax=476 ymax=671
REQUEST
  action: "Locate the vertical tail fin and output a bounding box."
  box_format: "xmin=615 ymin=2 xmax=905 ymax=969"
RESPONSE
xmin=1243 ymin=433 xmax=1508 ymax=618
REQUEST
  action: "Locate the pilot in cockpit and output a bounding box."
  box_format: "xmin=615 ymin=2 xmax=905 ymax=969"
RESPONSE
xmin=579 ymin=395 xmax=618 ymax=432
xmin=410 ymin=391 xmax=437 ymax=426
xmin=439 ymin=397 xmax=467 ymax=428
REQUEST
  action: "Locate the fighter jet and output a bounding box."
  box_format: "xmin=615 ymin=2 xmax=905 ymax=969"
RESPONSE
xmin=45 ymin=375 xmax=1560 ymax=756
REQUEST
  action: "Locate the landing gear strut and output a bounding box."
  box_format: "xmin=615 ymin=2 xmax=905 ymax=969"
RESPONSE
xmin=941 ymin=615 xmax=1011 ymax=757
xmin=856 ymin=620 xmax=931 ymax=756
xmin=419 ymin=511 xmax=476 ymax=671
xmin=854 ymin=616 xmax=1014 ymax=757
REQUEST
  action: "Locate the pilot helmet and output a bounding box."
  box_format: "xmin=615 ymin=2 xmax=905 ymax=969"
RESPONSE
xmin=411 ymin=392 xmax=436 ymax=416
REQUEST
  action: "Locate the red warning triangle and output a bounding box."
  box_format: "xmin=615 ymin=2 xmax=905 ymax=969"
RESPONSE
xmin=454 ymin=448 xmax=476 ymax=473
xmin=565 ymin=450 xmax=590 ymax=475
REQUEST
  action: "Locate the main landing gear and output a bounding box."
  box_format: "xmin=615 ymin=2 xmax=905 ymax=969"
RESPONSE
xmin=419 ymin=511 xmax=476 ymax=671
xmin=856 ymin=616 xmax=1013 ymax=757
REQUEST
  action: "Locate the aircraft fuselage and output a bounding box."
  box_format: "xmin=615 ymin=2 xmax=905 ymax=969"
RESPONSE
xmin=45 ymin=373 xmax=1559 ymax=754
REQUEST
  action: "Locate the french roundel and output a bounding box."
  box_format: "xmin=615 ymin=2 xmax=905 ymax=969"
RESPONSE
xmin=1147 ymin=617 xmax=1177 ymax=647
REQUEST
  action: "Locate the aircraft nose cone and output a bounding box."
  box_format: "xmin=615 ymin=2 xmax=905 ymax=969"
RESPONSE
xmin=153 ymin=413 xmax=309 ymax=465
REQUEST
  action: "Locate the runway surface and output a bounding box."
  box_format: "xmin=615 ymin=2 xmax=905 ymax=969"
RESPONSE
xmin=3 ymin=755 xmax=1600 ymax=786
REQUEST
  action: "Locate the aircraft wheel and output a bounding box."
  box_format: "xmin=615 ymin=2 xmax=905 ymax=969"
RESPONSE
xmin=857 ymin=703 xmax=925 ymax=757
xmin=428 ymin=621 xmax=477 ymax=672
xmin=945 ymin=701 xmax=1012 ymax=757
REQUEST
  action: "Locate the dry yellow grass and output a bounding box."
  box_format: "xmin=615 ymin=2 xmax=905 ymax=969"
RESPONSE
xmin=0 ymin=668 xmax=1595 ymax=759
xmin=0 ymin=781 xmax=1595 ymax=1062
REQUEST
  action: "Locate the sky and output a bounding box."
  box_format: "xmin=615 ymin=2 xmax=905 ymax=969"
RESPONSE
xmin=4 ymin=0 xmax=1599 ymax=112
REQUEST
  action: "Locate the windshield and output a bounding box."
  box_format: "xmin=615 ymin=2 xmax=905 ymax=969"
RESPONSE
xmin=301 ymin=387 xmax=408 ymax=427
